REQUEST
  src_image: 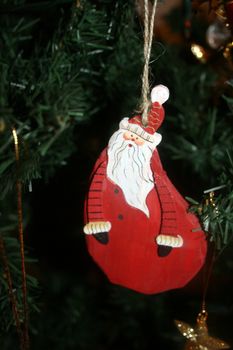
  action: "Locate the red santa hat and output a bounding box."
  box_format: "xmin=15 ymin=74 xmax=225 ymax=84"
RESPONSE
xmin=120 ymin=85 xmax=169 ymax=144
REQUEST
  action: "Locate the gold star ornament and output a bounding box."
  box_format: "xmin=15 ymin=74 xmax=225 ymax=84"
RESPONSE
xmin=175 ymin=310 xmax=230 ymax=350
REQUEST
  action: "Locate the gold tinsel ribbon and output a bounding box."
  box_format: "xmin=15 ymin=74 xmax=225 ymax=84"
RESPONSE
xmin=12 ymin=128 xmax=30 ymax=350
xmin=0 ymin=236 xmax=23 ymax=343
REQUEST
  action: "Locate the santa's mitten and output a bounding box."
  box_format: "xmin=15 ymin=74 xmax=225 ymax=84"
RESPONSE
xmin=156 ymin=234 xmax=183 ymax=257
xmin=84 ymin=221 xmax=111 ymax=245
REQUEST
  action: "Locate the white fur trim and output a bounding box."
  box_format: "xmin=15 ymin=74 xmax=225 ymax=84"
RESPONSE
xmin=151 ymin=85 xmax=169 ymax=105
xmin=119 ymin=118 xmax=162 ymax=146
xmin=84 ymin=221 xmax=111 ymax=234
xmin=156 ymin=234 xmax=183 ymax=248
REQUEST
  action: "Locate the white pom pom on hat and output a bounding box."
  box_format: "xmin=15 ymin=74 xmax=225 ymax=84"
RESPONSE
xmin=151 ymin=85 xmax=169 ymax=105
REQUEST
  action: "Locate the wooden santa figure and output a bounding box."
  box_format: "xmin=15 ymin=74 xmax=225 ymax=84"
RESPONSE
xmin=84 ymin=85 xmax=207 ymax=295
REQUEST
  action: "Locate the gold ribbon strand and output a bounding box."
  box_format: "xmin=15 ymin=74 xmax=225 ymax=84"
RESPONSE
xmin=0 ymin=235 xmax=23 ymax=345
xmin=201 ymin=191 xmax=219 ymax=314
xmin=12 ymin=128 xmax=30 ymax=350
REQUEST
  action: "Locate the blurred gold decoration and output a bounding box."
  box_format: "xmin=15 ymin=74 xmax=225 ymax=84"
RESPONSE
xmin=215 ymin=4 xmax=227 ymax=22
xmin=191 ymin=43 xmax=208 ymax=62
xmin=191 ymin=1 xmax=233 ymax=67
xmin=0 ymin=236 xmax=22 ymax=343
xmin=175 ymin=309 xmax=230 ymax=350
xmin=210 ymin=1 xmax=233 ymax=63
xmin=223 ymin=41 xmax=233 ymax=60
xmin=0 ymin=118 xmax=6 ymax=132
xmin=76 ymin=0 xmax=82 ymax=8
xmin=205 ymin=191 xmax=219 ymax=215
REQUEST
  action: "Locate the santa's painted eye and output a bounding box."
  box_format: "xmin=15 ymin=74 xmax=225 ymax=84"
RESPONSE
xmin=135 ymin=137 xmax=145 ymax=146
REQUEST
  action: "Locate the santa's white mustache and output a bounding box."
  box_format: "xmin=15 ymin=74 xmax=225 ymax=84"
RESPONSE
xmin=109 ymin=139 xmax=153 ymax=183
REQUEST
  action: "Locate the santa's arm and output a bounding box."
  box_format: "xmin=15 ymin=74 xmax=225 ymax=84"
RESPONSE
xmin=151 ymin=150 xmax=183 ymax=253
xmin=84 ymin=151 xmax=111 ymax=235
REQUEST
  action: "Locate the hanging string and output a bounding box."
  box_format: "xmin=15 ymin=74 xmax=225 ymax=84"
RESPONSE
xmin=0 ymin=235 xmax=23 ymax=346
xmin=12 ymin=128 xmax=30 ymax=350
xmin=141 ymin=0 xmax=158 ymax=126
xmin=201 ymin=245 xmax=216 ymax=313
xmin=200 ymin=191 xmax=217 ymax=314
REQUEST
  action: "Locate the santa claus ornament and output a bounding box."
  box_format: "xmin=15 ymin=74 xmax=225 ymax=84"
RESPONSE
xmin=83 ymin=84 xmax=207 ymax=294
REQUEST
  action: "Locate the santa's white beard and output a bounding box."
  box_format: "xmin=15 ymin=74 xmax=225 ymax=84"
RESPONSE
xmin=106 ymin=130 xmax=156 ymax=217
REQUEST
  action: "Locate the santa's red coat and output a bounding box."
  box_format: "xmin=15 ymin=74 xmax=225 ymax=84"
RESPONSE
xmin=85 ymin=148 xmax=207 ymax=294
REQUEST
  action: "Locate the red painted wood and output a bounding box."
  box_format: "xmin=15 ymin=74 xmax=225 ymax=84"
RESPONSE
xmin=84 ymin=149 xmax=207 ymax=295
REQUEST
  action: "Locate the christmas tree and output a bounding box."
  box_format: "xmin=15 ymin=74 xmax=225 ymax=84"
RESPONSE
xmin=0 ymin=0 xmax=233 ymax=349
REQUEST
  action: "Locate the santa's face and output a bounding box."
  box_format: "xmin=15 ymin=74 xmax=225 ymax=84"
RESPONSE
xmin=106 ymin=127 xmax=160 ymax=217
xmin=123 ymin=131 xmax=145 ymax=146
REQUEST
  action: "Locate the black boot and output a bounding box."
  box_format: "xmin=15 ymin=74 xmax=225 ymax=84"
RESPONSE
xmin=93 ymin=232 xmax=109 ymax=245
xmin=157 ymin=245 xmax=173 ymax=257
